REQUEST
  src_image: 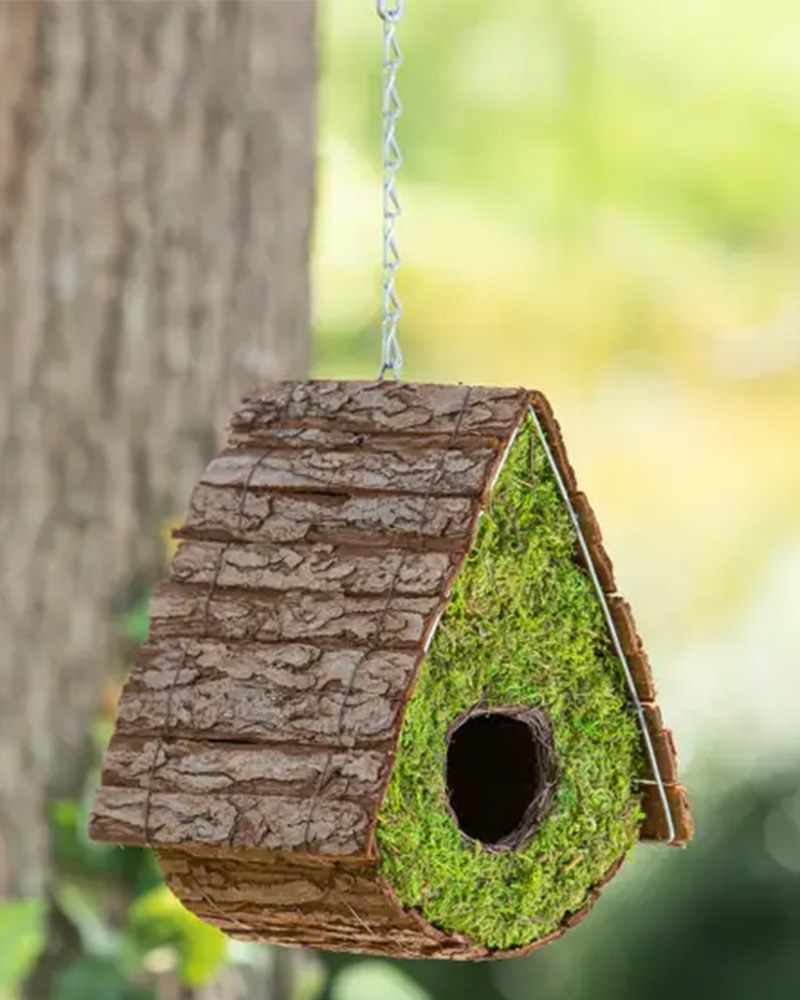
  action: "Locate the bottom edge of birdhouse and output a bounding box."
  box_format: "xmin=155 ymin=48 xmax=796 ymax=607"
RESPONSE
xmin=155 ymin=844 xmax=628 ymax=961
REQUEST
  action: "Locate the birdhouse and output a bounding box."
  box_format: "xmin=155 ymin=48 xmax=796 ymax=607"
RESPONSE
xmin=90 ymin=381 xmax=692 ymax=960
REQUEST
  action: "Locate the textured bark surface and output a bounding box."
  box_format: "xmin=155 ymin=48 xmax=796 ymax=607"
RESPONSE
xmin=199 ymin=446 xmax=497 ymax=496
xmin=155 ymin=845 xmax=625 ymax=960
xmin=180 ymin=487 xmax=476 ymax=548
xmin=91 ymin=384 xmax=526 ymax=860
xmin=90 ymin=381 xmax=693 ymax=958
xmin=640 ymin=783 xmax=693 ymax=841
xmin=159 ymin=847 xmax=469 ymax=958
xmin=102 ymin=735 xmax=389 ymax=799
xmin=0 ymin=0 xmax=315 ymax=900
xmin=230 ymin=382 xmax=529 ymax=439
xmin=169 ymin=540 xmax=453 ymax=595
xmin=116 ymin=639 xmax=418 ymax=744
xmin=92 ymin=787 xmax=370 ymax=856
xmin=148 ymin=584 xmax=442 ymax=646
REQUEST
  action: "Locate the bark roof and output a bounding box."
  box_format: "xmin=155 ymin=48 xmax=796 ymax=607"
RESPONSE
xmin=90 ymin=381 xmax=692 ymax=858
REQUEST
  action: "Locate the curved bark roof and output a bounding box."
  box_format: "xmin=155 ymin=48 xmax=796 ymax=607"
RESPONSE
xmin=90 ymin=381 xmax=692 ymax=858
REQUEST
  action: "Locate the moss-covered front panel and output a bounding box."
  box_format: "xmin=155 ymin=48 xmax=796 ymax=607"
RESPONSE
xmin=376 ymin=416 xmax=644 ymax=951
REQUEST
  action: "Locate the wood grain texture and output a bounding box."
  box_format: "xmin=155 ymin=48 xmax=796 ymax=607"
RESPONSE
xmin=159 ymin=848 xmax=462 ymax=957
xmin=154 ymin=845 xmax=624 ymax=960
xmin=640 ymin=783 xmax=694 ymax=843
xmin=148 ymin=582 xmax=442 ymax=646
xmin=179 ymin=487 xmax=476 ymax=548
xmin=199 ymin=446 xmax=497 ymax=497
xmin=102 ymin=735 xmax=389 ymax=801
xmin=90 ymin=786 xmax=369 ymax=854
xmin=572 ymin=490 xmax=617 ymax=593
xmin=641 ymin=703 xmax=679 ymax=784
xmin=229 ymin=382 xmax=529 ymax=440
xmin=115 ymin=639 xmax=417 ymax=745
xmin=169 ymin=540 xmax=453 ymax=596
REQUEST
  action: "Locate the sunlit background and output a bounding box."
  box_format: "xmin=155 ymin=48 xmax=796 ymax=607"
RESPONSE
xmin=5 ymin=2 xmax=798 ymax=998
xmin=311 ymin=1 xmax=800 ymax=997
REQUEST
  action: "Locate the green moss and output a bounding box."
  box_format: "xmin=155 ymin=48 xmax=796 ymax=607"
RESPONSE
xmin=375 ymin=416 xmax=644 ymax=951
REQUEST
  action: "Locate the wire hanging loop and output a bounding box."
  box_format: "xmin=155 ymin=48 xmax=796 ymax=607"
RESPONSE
xmin=377 ymin=0 xmax=404 ymax=22
xmin=377 ymin=0 xmax=404 ymax=382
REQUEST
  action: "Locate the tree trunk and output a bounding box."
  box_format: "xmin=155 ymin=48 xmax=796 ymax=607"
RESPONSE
xmin=0 ymin=0 xmax=315 ymax=906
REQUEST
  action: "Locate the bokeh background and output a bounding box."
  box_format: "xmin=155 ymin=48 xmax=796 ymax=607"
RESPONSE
xmin=314 ymin=1 xmax=800 ymax=996
xmin=3 ymin=1 xmax=799 ymax=998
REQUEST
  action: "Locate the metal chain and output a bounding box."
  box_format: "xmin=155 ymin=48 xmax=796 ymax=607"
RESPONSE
xmin=377 ymin=0 xmax=404 ymax=381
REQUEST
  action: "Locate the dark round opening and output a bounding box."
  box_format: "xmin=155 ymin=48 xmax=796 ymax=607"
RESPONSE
xmin=445 ymin=709 xmax=556 ymax=851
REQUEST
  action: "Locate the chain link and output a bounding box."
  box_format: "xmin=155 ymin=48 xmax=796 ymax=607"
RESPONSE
xmin=377 ymin=0 xmax=404 ymax=381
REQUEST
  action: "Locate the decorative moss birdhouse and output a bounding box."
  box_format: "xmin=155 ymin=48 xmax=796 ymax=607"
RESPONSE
xmin=90 ymin=381 xmax=692 ymax=960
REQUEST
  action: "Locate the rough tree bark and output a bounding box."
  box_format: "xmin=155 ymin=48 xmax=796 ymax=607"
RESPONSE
xmin=0 ymin=0 xmax=315 ymax=912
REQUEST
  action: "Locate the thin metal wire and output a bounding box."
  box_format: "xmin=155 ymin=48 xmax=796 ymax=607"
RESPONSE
xmin=527 ymin=405 xmax=677 ymax=844
xmin=377 ymin=0 xmax=404 ymax=381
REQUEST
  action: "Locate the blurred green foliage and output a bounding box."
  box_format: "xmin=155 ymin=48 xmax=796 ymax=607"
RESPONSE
xmin=331 ymin=962 xmax=431 ymax=1000
xmin=34 ymin=738 xmax=228 ymax=999
xmin=315 ymin=0 xmax=800 ymax=653
xmin=120 ymin=595 xmax=150 ymax=647
xmin=127 ymin=887 xmax=227 ymax=988
xmin=0 ymin=901 xmax=46 ymax=1000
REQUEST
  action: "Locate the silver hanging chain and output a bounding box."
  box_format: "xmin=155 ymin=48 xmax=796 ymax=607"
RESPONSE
xmin=377 ymin=0 xmax=404 ymax=381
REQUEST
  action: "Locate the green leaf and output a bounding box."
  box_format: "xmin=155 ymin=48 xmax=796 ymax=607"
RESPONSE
xmin=121 ymin=594 xmax=150 ymax=644
xmin=331 ymin=962 xmax=432 ymax=1000
xmin=127 ymin=886 xmax=227 ymax=988
xmin=0 ymin=898 xmax=46 ymax=1000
